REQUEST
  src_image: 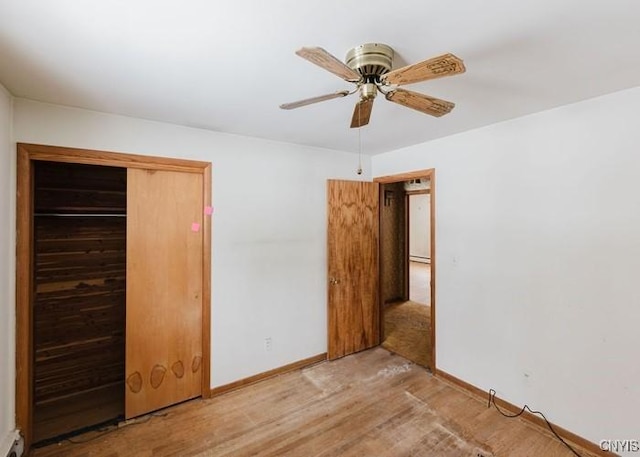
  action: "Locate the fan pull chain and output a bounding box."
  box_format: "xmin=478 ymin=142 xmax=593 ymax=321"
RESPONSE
xmin=357 ymin=102 xmax=363 ymax=175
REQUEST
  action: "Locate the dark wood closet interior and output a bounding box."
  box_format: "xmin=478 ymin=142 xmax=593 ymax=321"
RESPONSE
xmin=33 ymin=161 xmax=127 ymax=443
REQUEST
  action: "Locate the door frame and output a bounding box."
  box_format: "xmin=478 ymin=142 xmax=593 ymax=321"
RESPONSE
xmin=374 ymin=169 xmax=436 ymax=370
xmin=15 ymin=143 xmax=212 ymax=449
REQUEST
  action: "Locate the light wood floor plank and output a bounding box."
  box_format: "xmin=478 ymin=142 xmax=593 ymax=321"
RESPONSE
xmin=32 ymin=348 xmax=598 ymax=457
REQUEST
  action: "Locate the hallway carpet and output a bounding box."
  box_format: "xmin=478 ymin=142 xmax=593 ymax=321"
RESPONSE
xmin=382 ymin=300 xmax=431 ymax=369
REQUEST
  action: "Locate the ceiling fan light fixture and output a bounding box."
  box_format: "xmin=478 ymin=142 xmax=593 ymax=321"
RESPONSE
xmin=360 ymin=83 xmax=377 ymax=100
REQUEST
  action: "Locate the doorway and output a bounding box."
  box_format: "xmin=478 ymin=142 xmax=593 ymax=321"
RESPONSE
xmin=375 ymin=170 xmax=435 ymax=370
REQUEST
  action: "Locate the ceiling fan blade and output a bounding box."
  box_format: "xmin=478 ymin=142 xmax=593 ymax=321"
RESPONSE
xmin=382 ymin=53 xmax=465 ymax=86
xmin=386 ymin=89 xmax=455 ymax=117
xmin=296 ymin=47 xmax=362 ymax=82
xmin=350 ymin=98 xmax=374 ymax=128
xmin=280 ymin=90 xmax=350 ymax=110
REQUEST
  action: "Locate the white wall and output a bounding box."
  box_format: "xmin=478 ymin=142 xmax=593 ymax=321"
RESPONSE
xmin=373 ymin=86 xmax=640 ymax=447
xmin=12 ymin=99 xmax=371 ymax=388
xmin=0 ymin=84 xmax=17 ymax=455
xmin=409 ymin=193 xmax=430 ymax=260
xmin=11 ymin=87 xmax=638 ymax=448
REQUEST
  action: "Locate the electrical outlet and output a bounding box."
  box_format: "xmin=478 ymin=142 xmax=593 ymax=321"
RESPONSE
xmin=264 ymin=337 xmax=272 ymax=352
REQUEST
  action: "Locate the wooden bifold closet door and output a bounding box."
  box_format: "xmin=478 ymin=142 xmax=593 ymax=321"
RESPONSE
xmin=125 ymin=168 xmax=204 ymax=418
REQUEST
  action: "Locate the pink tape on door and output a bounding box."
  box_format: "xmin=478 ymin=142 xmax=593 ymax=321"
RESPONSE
xmin=191 ymin=222 xmax=201 ymax=232
xmin=204 ymin=206 xmax=213 ymax=215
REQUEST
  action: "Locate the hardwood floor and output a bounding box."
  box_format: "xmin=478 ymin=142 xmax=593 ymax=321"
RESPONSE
xmin=32 ymin=348 xmax=598 ymax=457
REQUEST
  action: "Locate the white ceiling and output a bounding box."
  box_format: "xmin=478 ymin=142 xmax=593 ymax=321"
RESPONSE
xmin=0 ymin=0 xmax=638 ymax=155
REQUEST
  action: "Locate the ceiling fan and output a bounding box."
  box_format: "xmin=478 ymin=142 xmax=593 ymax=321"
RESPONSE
xmin=280 ymin=43 xmax=465 ymax=128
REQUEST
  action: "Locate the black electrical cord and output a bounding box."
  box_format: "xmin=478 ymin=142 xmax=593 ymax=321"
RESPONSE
xmin=487 ymin=389 xmax=583 ymax=457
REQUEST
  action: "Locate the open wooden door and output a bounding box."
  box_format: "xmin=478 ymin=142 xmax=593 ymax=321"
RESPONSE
xmin=327 ymin=179 xmax=380 ymax=360
xmin=125 ymin=168 xmax=203 ymax=418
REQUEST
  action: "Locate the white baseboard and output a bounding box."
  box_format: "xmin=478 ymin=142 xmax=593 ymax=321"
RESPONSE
xmin=1 ymin=430 xmax=22 ymax=457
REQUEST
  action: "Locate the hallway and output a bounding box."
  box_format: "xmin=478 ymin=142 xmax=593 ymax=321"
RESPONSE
xmin=382 ymin=261 xmax=432 ymax=368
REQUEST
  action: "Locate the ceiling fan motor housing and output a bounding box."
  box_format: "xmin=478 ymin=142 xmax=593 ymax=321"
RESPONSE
xmin=345 ymin=43 xmax=394 ymax=82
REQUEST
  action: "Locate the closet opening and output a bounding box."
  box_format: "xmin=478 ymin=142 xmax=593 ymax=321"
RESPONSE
xmin=32 ymin=160 xmax=127 ymax=444
xmin=17 ymin=143 xmax=212 ymax=453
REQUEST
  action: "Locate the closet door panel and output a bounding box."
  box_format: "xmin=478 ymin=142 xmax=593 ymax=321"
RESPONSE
xmin=126 ymin=168 xmax=203 ymax=418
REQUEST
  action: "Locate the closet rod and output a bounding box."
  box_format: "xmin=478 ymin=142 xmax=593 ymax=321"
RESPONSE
xmin=34 ymin=213 xmax=127 ymax=217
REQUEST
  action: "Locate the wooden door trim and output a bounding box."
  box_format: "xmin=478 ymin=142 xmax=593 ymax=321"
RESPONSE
xmin=374 ymin=169 xmax=436 ymax=371
xmin=374 ymin=170 xmax=432 ymax=184
xmin=404 ymin=192 xmax=410 ymax=301
xmin=15 ymin=147 xmax=33 ymax=448
xmin=201 ymin=163 xmax=212 ymax=398
xmin=15 ymin=143 xmax=213 ymax=448
xmin=18 ymin=143 xmax=210 ymax=173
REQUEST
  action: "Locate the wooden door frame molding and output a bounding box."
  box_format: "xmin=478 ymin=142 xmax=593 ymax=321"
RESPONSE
xmin=15 ymin=143 xmax=213 ymax=449
xmin=374 ymin=169 xmax=436 ymax=370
